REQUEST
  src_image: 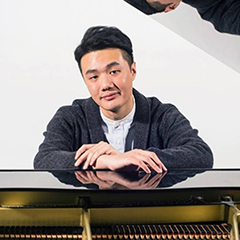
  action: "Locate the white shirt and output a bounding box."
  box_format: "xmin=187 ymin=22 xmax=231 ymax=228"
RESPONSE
xmin=100 ymin=97 xmax=136 ymax=153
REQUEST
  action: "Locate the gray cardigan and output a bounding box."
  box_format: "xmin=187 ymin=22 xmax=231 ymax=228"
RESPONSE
xmin=34 ymin=89 xmax=213 ymax=169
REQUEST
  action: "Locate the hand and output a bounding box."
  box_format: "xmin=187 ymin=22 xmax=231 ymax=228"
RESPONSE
xmin=74 ymin=171 xmax=115 ymax=189
xmin=95 ymin=149 xmax=167 ymax=174
xmin=74 ymin=171 xmax=165 ymax=189
xmin=97 ymin=171 xmax=166 ymax=189
xmin=74 ymin=141 xmax=119 ymax=169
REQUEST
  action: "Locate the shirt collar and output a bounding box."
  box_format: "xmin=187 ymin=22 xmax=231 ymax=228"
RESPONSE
xmin=100 ymin=96 xmax=136 ymax=128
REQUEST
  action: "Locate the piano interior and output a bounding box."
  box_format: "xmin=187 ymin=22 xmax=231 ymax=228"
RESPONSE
xmin=0 ymin=170 xmax=240 ymax=240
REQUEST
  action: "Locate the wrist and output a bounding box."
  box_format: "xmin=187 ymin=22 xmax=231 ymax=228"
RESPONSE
xmin=92 ymin=155 xmax=111 ymax=170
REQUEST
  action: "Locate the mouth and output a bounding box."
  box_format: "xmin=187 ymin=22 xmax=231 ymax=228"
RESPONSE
xmin=101 ymin=92 xmax=120 ymax=101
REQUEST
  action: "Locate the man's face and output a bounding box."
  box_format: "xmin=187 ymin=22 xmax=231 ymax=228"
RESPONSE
xmin=81 ymin=48 xmax=136 ymax=120
xmin=147 ymin=0 xmax=182 ymax=12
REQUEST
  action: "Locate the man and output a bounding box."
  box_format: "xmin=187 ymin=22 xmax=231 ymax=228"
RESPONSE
xmin=34 ymin=26 xmax=213 ymax=173
xmin=124 ymin=0 xmax=240 ymax=35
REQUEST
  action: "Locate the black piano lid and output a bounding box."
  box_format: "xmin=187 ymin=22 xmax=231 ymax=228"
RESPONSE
xmin=0 ymin=168 xmax=239 ymax=191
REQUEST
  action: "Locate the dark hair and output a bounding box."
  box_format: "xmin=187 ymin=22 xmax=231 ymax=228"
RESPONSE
xmin=148 ymin=2 xmax=171 ymax=12
xmin=74 ymin=26 xmax=134 ymax=73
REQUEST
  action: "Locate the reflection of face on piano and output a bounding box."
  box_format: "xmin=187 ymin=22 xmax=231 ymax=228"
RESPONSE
xmin=74 ymin=171 xmax=165 ymax=189
xmin=146 ymin=0 xmax=182 ymax=13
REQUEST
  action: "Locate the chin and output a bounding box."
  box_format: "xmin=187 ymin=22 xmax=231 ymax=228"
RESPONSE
xmin=102 ymin=105 xmax=121 ymax=113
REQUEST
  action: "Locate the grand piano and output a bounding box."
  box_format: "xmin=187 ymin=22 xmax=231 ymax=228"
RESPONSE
xmin=0 ymin=169 xmax=240 ymax=239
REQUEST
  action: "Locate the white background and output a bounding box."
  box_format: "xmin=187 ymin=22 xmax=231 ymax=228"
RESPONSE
xmin=151 ymin=3 xmax=240 ymax=74
xmin=0 ymin=0 xmax=240 ymax=169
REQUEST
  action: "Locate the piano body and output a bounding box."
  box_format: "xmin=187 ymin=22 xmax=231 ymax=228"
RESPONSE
xmin=0 ymin=169 xmax=240 ymax=239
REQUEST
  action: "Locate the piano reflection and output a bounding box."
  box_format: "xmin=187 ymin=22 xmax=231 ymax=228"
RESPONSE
xmin=0 ymin=169 xmax=240 ymax=240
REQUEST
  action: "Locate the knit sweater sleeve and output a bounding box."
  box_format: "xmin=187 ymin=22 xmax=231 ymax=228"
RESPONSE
xmin=147 ymin=105 xmax=214 ymax=169
xmin=33 ymin=107 xmax=79 ymax=170
xmin=123 ymin=0 xmax=158 ymax=14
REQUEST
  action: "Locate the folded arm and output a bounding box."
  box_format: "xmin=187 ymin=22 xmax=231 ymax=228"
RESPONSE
xmin=148 ymin=105 xmax=213 ymax=169
xmin=34 ymin=107 xmax=78 ymax=169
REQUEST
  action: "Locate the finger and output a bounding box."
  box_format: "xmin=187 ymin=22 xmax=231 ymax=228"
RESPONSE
xmin=89 ymin=145 xmax=111 ymax=166
xmin=136 ymin=166 xmax=141 ymax=171
xmin=75 ymin=158 xmax=85 ymax=167
xmin=74 ymin=172 xmax=89 ymax=184
xmin=138 ymin=173 xmax=151 ymax=185
xmin=156 ymin=172 xmax=166 ymax=186
xmin=136 ymin=161 xmax=151 ymax=174
xmin=161 ymin=171 xmax=167 ymax=179
xmin=81 ymin=142 xmax=106 ymax=168
xmin=125 ymin=174 xmax=150 ymax=189
xmin=138 ymin=174 xmax=151 ymax=184
xmin=75 ymin=171 xmax=89 ymax=181
xmin=88 ymin=142 xmax=117 ymax=167
xmin=83 ymin=143 xmax=108 ymax=169
xmin=75 ymin=144 xmax=94 ymax=160
xmin=126 ymin=153 xmax=152 ymax=174
xmin=89 ymin=171 xmax=108 ymax=187
xmin=75 ymin=144 xmax=100 ymax=167
xmin=84 ymin=142 xmax=119 ymax=167
xmin=89 ymin=171 xmax=101 ymax=182
xmin=125 ymin=150 xmax=162 ymax=173
xmin=75 ymin=151 xmax=90 ymax=167
xmin=75 ymin=145 xmax=87 ymax=160
xmin=83 ymin=152 xmax=95 ymax=169
xmin=145 ymin=174 xmax=162 ymax=188
xmin=86 ymin=171 xmax=97 ymax=182
xmin=158 ymin=161 xmax=167 ymax=172
xmin=152 ymin=157 xmax=167 ymax=172
xmin=142 ymin=156 xmax=162 ymax=173
xmin=150 ymin=153 xmax=167 ymax=171
xmin=161 ymin=163 xmax=167 ymax=172
xmin=142 ymin=151 xmax=167 ymax=172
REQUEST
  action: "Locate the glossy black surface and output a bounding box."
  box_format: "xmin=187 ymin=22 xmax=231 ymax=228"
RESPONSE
xmin=0 ymin=169 xmax=239 ymax=190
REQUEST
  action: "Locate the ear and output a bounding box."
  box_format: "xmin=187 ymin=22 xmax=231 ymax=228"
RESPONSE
xmin=130 ymin=62 xmax=137 ymax=80
xmin=164 ymin=3 xmax=178 ymax=13
xmin=164 ymin=4 xmax=175 ymax=13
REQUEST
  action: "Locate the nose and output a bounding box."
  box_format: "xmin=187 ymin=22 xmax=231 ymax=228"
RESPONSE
xmin=100 ymin=74 xmax=114 ymax=91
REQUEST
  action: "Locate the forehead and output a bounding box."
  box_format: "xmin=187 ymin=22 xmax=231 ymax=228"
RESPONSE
xmin=81 ymin=48 xmax=126 ymax=73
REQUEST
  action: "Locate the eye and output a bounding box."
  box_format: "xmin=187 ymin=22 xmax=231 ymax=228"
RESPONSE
xmin=89 ymin=75 xmax=98 ymax=81
xmin=110 ymin=70 xmax=120 ymax=75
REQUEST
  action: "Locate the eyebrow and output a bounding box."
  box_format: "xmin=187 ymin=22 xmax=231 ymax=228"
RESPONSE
xmin=106 ymin=61 xmax=120 ymax=70
xmin=85 ymin=61 xmax=120 ymax=75
xmin=85 ymin=69 xmax=98 ymax=75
